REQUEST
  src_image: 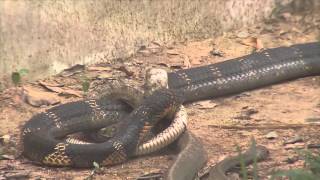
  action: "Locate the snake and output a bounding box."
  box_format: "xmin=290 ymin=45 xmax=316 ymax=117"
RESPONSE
xmin=22 ymin=42 xmax=320 ymax=178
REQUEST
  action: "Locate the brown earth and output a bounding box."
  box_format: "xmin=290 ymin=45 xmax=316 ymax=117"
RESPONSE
xmin=0 ymin=10 xmax=319 ymax=179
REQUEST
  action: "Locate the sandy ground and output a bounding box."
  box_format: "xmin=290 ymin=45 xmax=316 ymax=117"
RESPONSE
xmin=0 ymin=10 xmax=319 ymax=180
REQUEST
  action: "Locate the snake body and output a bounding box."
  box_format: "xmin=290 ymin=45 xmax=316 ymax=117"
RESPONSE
xmin=22 ymin=42 xmax=320 ymax=177
xmin=23 ymin=89 xmax=183 ymax=167
xmin=168 ymin=42 xmax=320 ymax=103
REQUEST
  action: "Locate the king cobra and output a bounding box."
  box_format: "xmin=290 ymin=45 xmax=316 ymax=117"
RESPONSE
xmin=22 ymin=42 xmax=320 ymax=179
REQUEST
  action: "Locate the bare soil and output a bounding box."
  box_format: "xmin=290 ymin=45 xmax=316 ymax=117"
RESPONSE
xmin=0 ymin=11 xmax=319 ymax=180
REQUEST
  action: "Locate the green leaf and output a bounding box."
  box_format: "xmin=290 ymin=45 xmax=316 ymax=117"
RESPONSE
xmin=82 ymin=80 xmax=90 ymax=93
xmin=18 ymin=68 xmax=29 ymax=76
xmin=250 ymin=138 xmax=259 ymax=180
xmin=11 ymin=72 xmax=21 ymax=85
xmin=236 ymin=145 xmax=248 ymax=180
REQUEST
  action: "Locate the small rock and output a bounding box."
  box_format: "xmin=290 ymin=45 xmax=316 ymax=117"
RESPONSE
xmin=209 ymin=49 xmax=224 ymax=57
xmin=266 ymin=131 xmax=278 ymax=139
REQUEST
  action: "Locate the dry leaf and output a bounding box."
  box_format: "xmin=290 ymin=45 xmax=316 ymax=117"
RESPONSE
xmin=183 ymin=56 xmax=192 ymax=68
xmin=255 ymin=38 xmax=264 ymax=51
xmin=59 ymin=88 xmax=83 ymax=97
xmin=87 ymin=66 xmax=112 ymax=71
xmin=237 ymin=30 xmax=249 ymax=38
xmin=190 ymin=58 xmax=201 ymax=65
xmin=60 ymin=64 xmax=85 ymax=77
xmin=166 ymin=49 xmax=180 ymax=55
xmin=239 ymin=37 xmax=257 ymax=47
xmin=40 ymin=85 xmax=82 ymax=97
xmin=38 ymin=80 xmax=64 ymax=88
xmin=196 ymin=100 xmax=218 ymax=109
xmin=117 ymin=66 xmax=134 ymax=77
xmin=284 ymin=143 xmax=305 ymax=150
xmin=97 ymin=73 xmax=114 ymax=79
xmin=1 ymin=154 xmax=15 ymax=160
xmin=159 ymin=56 xmax=184 ymax=68
xmin=239 ymin=37 xmax=264 ymax=51
xmin=265 ymin=131 xmax=278 ymax=139
xmin=22 ymin=86 xmax=60 ymax=107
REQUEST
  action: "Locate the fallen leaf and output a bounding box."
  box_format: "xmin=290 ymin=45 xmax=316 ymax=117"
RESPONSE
xmin=41 ymin=85 xmax=82 ymax=97
xmin=239 ymin=37 xmax=264 ymax=51
xmin=147 ymin=41 xmax=162 ymax=54
xmin=1 ymin=154 xmax=15 ymax=160
xmin=137 ymin=49 xmax=152 ymax=56
xmin=87 ymin=66 xmax=112 ymax=71
xmin=255 ymin=38 xmax=264 ymax=51
xmin=237 ymin=30 xmax=249 ymax=38
xmin=196 ymin=100 xmax=218 ymax=109
xmin=60 ymin=64 xmax=85 ymax=77
xmin=183 ymin=56 xmax=192 ymax=68
xmin=97 ymin=73 xmax=114 ymax=79
xmin=38 ymin=80 xmax=64 ymax=88
xmin=3 ymin=171 xmax=30 ymax=179
xmin=116 ymin=66 xmax=134 ymax=77
xmin=283 ymin=135 xmax=304 ymax=145
xmin=59 ymin=88 xmax=83 ymax=97
xmin=284 ymin=143 xmax=304 ymax=150
xmin=158 ymin=56 xmax=184 ymax=68
xmin=22 ymin=86 xmax=60 ymax=107
xmin=166 ymin=49 xmax=180 ymax=55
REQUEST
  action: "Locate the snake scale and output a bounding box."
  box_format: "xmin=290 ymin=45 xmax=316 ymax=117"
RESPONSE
xmin=22 ymin=42 xmax=320 ymax=179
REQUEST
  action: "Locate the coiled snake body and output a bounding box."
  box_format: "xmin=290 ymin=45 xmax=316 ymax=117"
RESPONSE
xmin=22 ymin=42 xmax=320 ymax=178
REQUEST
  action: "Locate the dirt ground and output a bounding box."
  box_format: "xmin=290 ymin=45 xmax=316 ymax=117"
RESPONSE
xmin=0 ymin=10 xmax=320 ymax=180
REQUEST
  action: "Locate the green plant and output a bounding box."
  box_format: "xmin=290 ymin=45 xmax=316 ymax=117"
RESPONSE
xmin=11 ymin=68 xmax=29 ymax=86
xmin=271 ymin=150 xmax=320 ymax=180
xmin=80 ymin=76 xmax=90 ymax=93
xmin=236 ymin=138 xmax=260 ymax=180
xmin=237 ymin=145 xmax=249 ymax=180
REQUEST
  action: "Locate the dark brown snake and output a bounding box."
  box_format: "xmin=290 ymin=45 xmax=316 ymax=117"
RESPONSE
xmin=22 ymin=42 xmax=320 ymax=179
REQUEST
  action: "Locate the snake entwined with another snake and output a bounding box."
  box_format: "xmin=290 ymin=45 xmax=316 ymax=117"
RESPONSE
xmin=22 ymin=42 xmax=320 ymax=179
